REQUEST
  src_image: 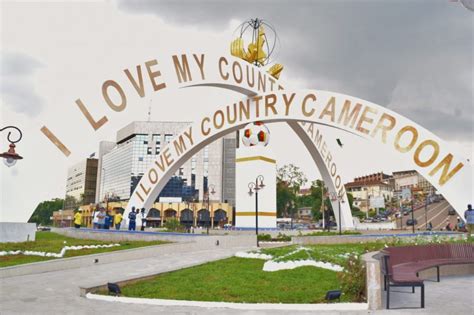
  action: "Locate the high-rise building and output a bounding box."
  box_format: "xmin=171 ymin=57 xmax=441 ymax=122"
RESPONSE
xmin=96 ymin=121 xmax=236 ymax=205
xmin=64 ymin=158 xmax=98 ymax=209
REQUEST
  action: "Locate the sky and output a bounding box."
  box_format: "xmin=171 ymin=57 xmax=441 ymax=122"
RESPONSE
xmin=1 ymin=0 xmax=473 ymax=222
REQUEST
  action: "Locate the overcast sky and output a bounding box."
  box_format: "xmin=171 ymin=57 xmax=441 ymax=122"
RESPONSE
xmin=1 ymin=0 xmax=472 ymax=222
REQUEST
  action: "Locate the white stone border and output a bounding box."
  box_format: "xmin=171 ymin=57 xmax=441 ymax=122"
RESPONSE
xmin=86 ymin=293 xmax=368 ymax=311
xmin=0 ymin=244 xmax=121 ymax=258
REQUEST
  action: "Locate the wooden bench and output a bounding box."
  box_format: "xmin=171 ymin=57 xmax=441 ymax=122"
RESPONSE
xmin=381 ymin=243 xmax=474 ymax=309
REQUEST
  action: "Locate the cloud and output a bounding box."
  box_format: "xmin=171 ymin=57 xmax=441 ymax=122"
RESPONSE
xmin=117 ymin=0 xmax=473 ymax=142
xmin=0 ymin=52 xmax=45 ymax=116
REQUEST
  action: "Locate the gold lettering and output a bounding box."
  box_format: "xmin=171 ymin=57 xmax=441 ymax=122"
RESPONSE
xmin=184 ymin=126 xmax=194 ymax=145
xmin=394 ymin=126 xmax=418 ymax=153
xmin=135 ymin=191 xmax=145 ymax=202
xmin=218 ymin=57 xmax=229 ymax=80
xmin=172 ymin=54 xmax=192 ymax=83
xmin=102 ymin=80 xmax=126 ymax=112
xmin=154 ymin=155 xmax=166 ymax=172
xmin=75 ymin=99 xmax=108 ymax=130
xmin=173 ymin=135 xmax=187 ymax=157
xmin=148 ymin=168 xmax=158 ymax=184
xmin=264 ymin=94 xmax=277 ymax=116
xmin=428 ymin=154 xmax=464 ymax=186
xmin=163 ymin=147 xmax=174 ymax=166
xmin=227 ymin=104 xmax=237 ymax=124
xmin=201 ymin=117 xmax=211 ymax=136
xmin=414 ymin=140 xmax=440 ymax=167
xmin=40 ymin=126 xmax=71 ymax=157
xmin=356 ymin=106 xmax=377 ymax=135
xmin=139 ymin=183 xmax=150 ymax=196
xmin=145 ymin=59 xmax=166 ymax=91
xmin=253 ymin=95 xmax=262 ymax=118
xmin=338 ymin=100 xmax=362 ymax=128
xmin=302 ymin=93 xmax=317 ymax=117
xmin=213 ymin=110 xmax=225 ymax=129
xmin=257 ymin=71 xmax=266 ymax=93
xmin=124 ymin=65 xmax=145 ymax=97
xmin=319 ymin=97 xmax=336 ymax=122
xmin=371 ymin=113 xmax=396 ymax=143
xmin=232 ymin=61 xmax=242 ymax=83
xmin=239 ymin=100 xmax=250 ymax=121
xmin=283 ymin=93 xmax=296 ymax=115
xmin=193 ymin=54 xmax=205 ymax=80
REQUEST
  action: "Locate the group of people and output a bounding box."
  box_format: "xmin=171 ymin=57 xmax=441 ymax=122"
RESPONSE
xmin=72 ymin=206 xmax=148 ymax=231
xmin=91 ymin=207 xmax=123 ymax=230
xmin=127 ymin=207 xmax=147 ymax=231
xmin=444 ymin=204 xmax=474 ymax=237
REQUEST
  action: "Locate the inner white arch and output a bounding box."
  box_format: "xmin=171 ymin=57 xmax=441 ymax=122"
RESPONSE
xmin=125 ymin=89 xmax=471 ymax=230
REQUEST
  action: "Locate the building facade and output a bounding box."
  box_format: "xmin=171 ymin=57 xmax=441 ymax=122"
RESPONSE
xmin=345 ymin=172 xmax=394 ymax=212
xmin=97 ymin=121 xmax=236 ymax=206
xmin=78 ymin=201 xmax=233 ymax=229
xmin=64 ymin=158 xmax=98 ymax=209
xmin=392 ymin=170 xmax=435 ymax=194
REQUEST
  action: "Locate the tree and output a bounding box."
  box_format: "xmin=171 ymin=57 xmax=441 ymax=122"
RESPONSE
xmin=64 ymin=195 xmax=78 ymax=210
xmin=347 ymin=192 xmax=354 ymax=210
xmin=277 ymin=164 xmax=307 ymax=190
xmin=276 ymin=164 xmax=307 ymax=218
xmin=28 ymin=198 xmax=64 ymax=226
xmin=276 ymin=181 xmax=294 ymax=217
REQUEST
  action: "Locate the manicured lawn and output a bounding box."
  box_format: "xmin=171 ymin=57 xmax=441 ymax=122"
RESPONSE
xmin=119 ymin=257 xmax=344 ymax=303
xmin=113 ymin=237 xmax=472 ymax=304
xmin=0 ymin=231 xmax=168 ymax=268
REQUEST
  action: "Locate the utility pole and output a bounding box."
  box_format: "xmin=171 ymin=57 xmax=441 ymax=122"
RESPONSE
xmin=411 ymin=188 xmax=415 ymax=234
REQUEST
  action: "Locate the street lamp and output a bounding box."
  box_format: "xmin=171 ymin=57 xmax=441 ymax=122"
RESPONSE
xmin=0 ymin=126 xmax=23 ymax=167
xmin=330 ymin=192 xmax=345 ymax=235
xmin=248 ymin=175 xmax=265 ymax=247
xmin=206 ymin=184 xmax=216 ymax=234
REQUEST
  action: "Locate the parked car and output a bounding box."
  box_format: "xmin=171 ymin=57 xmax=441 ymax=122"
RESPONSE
xmin=406 ymin=219 xmax=418 ymax=226
xmin=37 ymin=225 xmax=51 ymax=231
xmin=448 ymin=209 xmax=456 ymax=215
xmin=403 ymin=209 xmax=412 ymax=216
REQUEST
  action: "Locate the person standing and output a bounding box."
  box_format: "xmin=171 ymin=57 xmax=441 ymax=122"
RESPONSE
xmin=73 ymin=210 xmax=82 ymax=229
xmin=464 ymin=204 xmax=474 ymax=239
xmin=114 ymin=211 xmax=123 ymax=230
xmin=97 ymin=208 xmax=106 ymax=229
xmin=92 ymin=207 xmax=99 ymax=229
xmin=128 ymin=207 xmax=137 ymax=231
xmin=140 ymin=208 xmax=147 ymax=231
xmin=104 ymin=211 xmax=112 ymax=230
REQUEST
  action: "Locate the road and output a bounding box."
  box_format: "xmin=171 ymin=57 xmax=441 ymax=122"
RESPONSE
xmin=396 ymin=200 xmax=460 ymax=231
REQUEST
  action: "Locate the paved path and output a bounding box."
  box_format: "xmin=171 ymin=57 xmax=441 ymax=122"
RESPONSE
xmin=1 ymin=240 xmax=472 ymax=314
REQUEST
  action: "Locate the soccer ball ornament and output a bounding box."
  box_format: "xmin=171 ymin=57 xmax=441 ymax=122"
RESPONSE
xmin=241 ymin=122 xmax=270 ymax=147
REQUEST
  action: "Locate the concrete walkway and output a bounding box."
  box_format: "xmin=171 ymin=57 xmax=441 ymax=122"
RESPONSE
xmin=1 ymin=240 xmax=473 ymax=314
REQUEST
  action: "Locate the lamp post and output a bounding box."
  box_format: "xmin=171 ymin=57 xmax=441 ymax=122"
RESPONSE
xmin=248 ymin=175 xmax=265 ymax=247
xmin=0 ymin=126 xmax=23 ymax=167
xmin=206 ymin=184 xmax=216 ymax=234
xmin=424 ymin=194 xmax=429 ymax=230
xmin=411 ymin=187 xmax=415 ymax=234
xmin=330 ymin=192 xmax=345 ymax=235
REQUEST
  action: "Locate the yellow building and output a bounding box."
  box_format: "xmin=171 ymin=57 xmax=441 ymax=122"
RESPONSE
xmin=78 ymin=201 xmax=233 ymax=229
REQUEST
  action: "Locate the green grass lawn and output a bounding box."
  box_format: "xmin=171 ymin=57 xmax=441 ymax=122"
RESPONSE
xmin=112 ymin=237 xmax=472 ymax=304
xmin=118 ymin=257 xmax=345 ymax=303
xmin=0 ymin=231 xmax=168 ymax=268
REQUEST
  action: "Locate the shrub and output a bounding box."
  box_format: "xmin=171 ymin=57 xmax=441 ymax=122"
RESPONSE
xmin=337 ymin=254 xmax=366 ymax=302
xmin=276 ymin=233 xmax=292 ymax=241
xmin=257 ymin=234 xmax=272 ymax=241
xmin=164 ymin=218 xmax=182 ymax=232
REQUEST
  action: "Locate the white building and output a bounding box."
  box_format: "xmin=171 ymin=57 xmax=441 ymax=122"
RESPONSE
xmin=96 ymin=121 xmax=236 ymax=205
xmin=345 ymin=172 xmax=394 ymax=212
